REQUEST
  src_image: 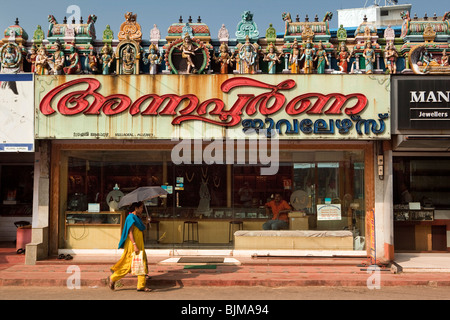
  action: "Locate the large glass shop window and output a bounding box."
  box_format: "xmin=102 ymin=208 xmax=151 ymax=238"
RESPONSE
xmin=394 ymin=157 xmax=450 ymax=209
xmin=62 ymin=149 xmax=365 ymax=249
xmin=290 ymin=151 xmax=365 ymax=233
xmin=0 ymin=165 xmax=33 ymax=217
xmin=232 ymin=150 xmax=365 ymax=233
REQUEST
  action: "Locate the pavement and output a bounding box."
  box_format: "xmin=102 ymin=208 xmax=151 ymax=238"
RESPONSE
xmin=1 ymin=246 xmax=450 ymax=288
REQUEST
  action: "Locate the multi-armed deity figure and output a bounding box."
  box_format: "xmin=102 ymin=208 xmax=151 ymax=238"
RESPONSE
xmin=143 ymin=44 xmax=162 ymax=74
xmin=384 ymin=42 xmax=398 ymax=74
xmin=314 ymin=41 xmax=328 ymax=74
xmin=238 ymin=36 xmax=258 ymax=74
xmin=336 ymin=43 xmax=351 ymax=73
xmin=121 ymin=44 xmax=136 ymax=75
xmin=263 ymin=43 xmax=281 ymax=74
xmin=300 ymin=40 xmax=315 ymax=74
xmin=0 ymin=43 xmax=22 ymax=73
xmin=214 ymin=42 xmax=233 ymax=74
xmin=181 ymin=33 xmax=199 ymax=74
xmin=420 ymin=48 xmax=437 ymax=73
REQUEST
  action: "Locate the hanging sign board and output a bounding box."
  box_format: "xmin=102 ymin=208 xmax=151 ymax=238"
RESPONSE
xmin=0 ymin=74 xmax=34 ymax=152
xmin=317 ymin=204 xmax=342 ymax=221
xmin=394 ymin=76 xmax=450 ymax=131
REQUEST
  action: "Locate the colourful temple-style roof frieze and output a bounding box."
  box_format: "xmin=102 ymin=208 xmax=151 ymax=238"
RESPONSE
xmin=1 ymin=10 xmax=449 ymax=75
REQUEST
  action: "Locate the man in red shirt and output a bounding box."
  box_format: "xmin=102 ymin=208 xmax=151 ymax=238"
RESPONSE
xmin=263 ymin=193 xmax=291 ymax=230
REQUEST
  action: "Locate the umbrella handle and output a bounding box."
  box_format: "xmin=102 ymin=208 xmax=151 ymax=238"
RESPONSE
xmin=144 ymin=205 xmax=151 ymax=228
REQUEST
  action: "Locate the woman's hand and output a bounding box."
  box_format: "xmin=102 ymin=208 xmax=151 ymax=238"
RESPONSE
xmin=134 ymin=244 xmax=139 ymax=255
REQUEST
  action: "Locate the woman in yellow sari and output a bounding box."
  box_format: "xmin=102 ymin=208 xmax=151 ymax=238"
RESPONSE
xmin=109 ymin=201 xmax=150 ymax=292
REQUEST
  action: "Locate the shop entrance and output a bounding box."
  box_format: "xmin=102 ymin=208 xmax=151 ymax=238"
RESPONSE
xmin=393 ymin=156 xmax=450 ymax=253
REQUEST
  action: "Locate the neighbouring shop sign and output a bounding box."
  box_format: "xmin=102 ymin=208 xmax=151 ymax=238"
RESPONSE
xmin=395 ymin=77 xmax=450 ymax=131
xmin=35 ymin=74 xmax=391 ymax=140
xmin=0 ymin=74 xmax=34 ymax=152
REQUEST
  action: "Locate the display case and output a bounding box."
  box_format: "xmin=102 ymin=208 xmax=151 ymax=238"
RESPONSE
xmin=147 ymin=206 xmax=268 ymax=220
xmin=64 ymin=211 xmax=125 ymax=249
xmin=65 ymin=211 xmax=124 ymax=226
xmin=393 ymin=205 xmax=434 ymax=221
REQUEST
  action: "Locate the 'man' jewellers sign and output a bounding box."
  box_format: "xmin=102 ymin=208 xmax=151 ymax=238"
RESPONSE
xmin=396 ymin=77 xmax=450 ymax=130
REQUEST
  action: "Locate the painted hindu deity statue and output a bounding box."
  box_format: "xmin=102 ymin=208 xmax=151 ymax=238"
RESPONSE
xmin=336 ymin=43 xmax=350 ymax=73
xmin=384 ymin=42 xmax=398 ymax=74
xmin=100 ymin=44 xmax=113 ymax=75
xmin=143 ymin=44 xmax=162 ymax=74
xmin=288 ymin=39 xmax=301 ymax=74
xmin=150 ymin=24 xmax=161 ymax=45
xmin=0 ymin=43 xmax=22 ymax=73
xmin=400 ymin=11 xmax=450 ymax=74
xmin=26 ymin=45 xmax=37 ymax=73
xmin=213 ymin=42 xmax=233 ymax=74
xmin=85 ymin=48 xmax=99 ymax=74
xmin=0 ymin=19 xmax=29 ymax=74
xmin=181 ymin=33 xmax=199 ymax=74
xmin=164 ymin=17 xmax=211 ymax=75
xmin=419 ymin=48 xmax=439 ymax=73
xmin=301 ymin=40 xmax=315 ymax=74
xmin=122 ymin=44 xmax=136 ymax=74
xmin=52 ymin=40 xmax=65 ymax=75
xmin=114 ymin=12 xmax=143 ymax=75
xmin=35 ymin=45 xmax=50 ymax=75
xmin=238 ymin=36 xmax=257 ymax=74
xmin=314 ymin=41 xmax=328 ymax=74
xmin=363 ymin=41 xmax=375 ymax=74
xmin=63 ymin=45 xmax=81 ymax=74
xmin=263 ymin=43 xmax=281 ymax=74
xmin=218 ymin=24 xmax=229 ymax=43
xmin=442 ymin=49 xmax=449 ymax=66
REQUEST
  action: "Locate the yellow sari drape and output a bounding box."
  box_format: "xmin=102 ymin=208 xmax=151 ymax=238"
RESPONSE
xmin=110 ymin=225 xmax=148 ymax=289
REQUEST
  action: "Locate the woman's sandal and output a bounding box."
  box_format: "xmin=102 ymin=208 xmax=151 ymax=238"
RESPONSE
xmin=137 ymin=287 xmax=151 ymax=292
xmin=108 ymin=277 xmax=115 ymax=291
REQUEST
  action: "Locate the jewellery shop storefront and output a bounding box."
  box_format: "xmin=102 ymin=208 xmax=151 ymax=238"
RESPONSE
xmin=392 ymin=76 xmax=450 ymax=252
xmin=35 ymin=74 xmax=391 ymax=258
xmin=0 ymin=74 xmax=34 ymax=243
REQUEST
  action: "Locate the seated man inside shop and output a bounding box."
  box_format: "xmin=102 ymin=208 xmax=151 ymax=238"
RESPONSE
xmin=262 ymin=193 xmax=292 ymax=230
